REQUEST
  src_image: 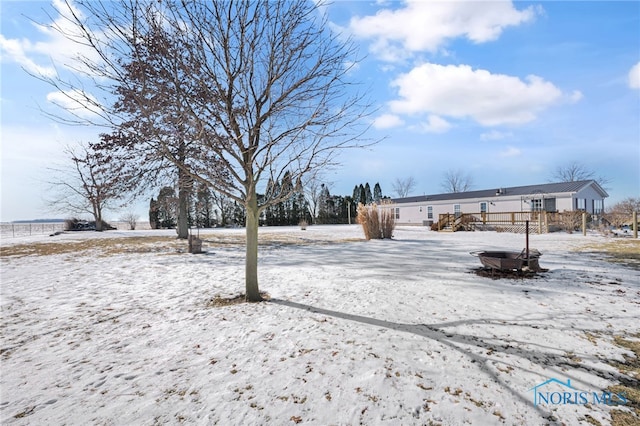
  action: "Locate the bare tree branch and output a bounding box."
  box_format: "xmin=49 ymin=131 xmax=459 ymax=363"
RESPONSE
xmin=550 ymin=162 xmax=610 ymax=189
xmin=35 ymin=0 xmax=373 ymax=300
xmin=392 ymin=176 xmax=416 ymax=198
xmin=441 ymin=170 xmax=474 ymax=193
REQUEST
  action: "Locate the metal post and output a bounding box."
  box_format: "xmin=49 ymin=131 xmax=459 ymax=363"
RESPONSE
xmin=525 ymin=220 xmax=530 ymax=268
xmin=582 ymin=212 xmax=587 ymax=236
xmin=634 ymin=211 xmax=638 ymax=239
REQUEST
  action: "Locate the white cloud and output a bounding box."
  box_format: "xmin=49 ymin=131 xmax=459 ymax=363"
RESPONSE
xmin=46 ymin=89 xmax=103 ymax=120
xmin=0 ymin=34 xmax=57 ymax=77
xmin=569 ymin=90 xmax=583 ymax=103
xmin=417 ymin=115 xmax=451 ymax=133
xmin=499 ymin=146 xmax=521 ymax=157
xmin=0 ymin=0 xmax=103 ymax=78
xmin=349 ymin=0 xmax=539 ymax=61
xmin=389 ymin=63 xmax=564 ymax=126
xmin=373 ymin=113 xmax=405 ymax=129
xmin=629 ymin=62 xmax=640 ymax=89
xmin=480 ymin=130 xmax=513 ymax=141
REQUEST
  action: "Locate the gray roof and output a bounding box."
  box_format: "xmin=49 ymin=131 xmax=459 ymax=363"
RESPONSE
xmin=392 ymin=180 xmax=608 ymax=204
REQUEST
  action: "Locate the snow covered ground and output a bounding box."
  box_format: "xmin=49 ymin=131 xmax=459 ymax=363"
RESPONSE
xmin=1 ymin=225 xmax=638 ymax=425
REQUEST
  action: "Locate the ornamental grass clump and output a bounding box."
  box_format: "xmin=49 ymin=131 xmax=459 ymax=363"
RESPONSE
xmin=380 ymin=204 xmax=396 ymax=239
xmin=357 ymin=202 xmax=395 ymax=240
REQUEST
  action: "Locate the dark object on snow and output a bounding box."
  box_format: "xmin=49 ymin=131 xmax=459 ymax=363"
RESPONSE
xmin=470 ymin=250 xmax=542 ymax=272
xmin=472 ymin=267 xmax=543 ymax=279
xmin=65 ymin=218 xmax=116 ymax=231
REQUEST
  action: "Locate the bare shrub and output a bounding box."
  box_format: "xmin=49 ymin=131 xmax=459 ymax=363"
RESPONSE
xmin=558 ymin=211 xmax=586 ymax=233
xmin=120 ymin=212 xmax=139 ymax=230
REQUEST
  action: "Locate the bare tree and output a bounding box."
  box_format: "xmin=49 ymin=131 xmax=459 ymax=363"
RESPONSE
xmin=441 ymin=169 xmax=474 ymax=193
xmin=49 ymin=143 xmax=128 ymax=231
xmin=303 ymin=175 xmax=334 ymax=223
xmin=120 ymin=212 xmax=139 ymax=230
xmin=36 ymin=0 xmax=370 ymax=301
xmin=605 ymin=197 xmax=640 ymax=227
xmin=551 ymin=162 xmax=610 ymax=189
xmin=392 ymin=176 xmax=416 ymax=198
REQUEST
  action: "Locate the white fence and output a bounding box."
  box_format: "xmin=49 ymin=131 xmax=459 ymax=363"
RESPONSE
xmin=0 ymin=222 xmax=66 ymax=238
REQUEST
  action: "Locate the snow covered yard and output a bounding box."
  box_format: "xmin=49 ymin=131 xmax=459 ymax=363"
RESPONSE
xmin=1 ymin=225 xmax=638 ymax=425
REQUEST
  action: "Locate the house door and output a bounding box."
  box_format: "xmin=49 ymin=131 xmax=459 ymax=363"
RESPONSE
xmin=544 ymin=198 xmax=556 ymax=212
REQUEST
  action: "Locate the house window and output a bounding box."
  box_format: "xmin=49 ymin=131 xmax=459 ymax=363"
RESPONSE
xmin=480 ymin=202 xmax=487 ymax=213
xmin=395 ymin=208 xmax=400 ymax=219
xmin=454 ymin=204 xmax=461 ymax=217
xmin=593 ymin=199 xmax=604 ymax=215
xmin=576 ymin=198 xmax=586 ymax=210
xmin=530 ymin=199 xmax=542 ymax=211
xmin=427 ymin=206 xmax=433 ymax=220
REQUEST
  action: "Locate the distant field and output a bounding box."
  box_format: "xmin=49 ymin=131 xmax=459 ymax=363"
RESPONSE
xmin=0 ymin=221 xmax=153 ymax=238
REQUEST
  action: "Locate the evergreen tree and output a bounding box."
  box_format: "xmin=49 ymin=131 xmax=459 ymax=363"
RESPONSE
xmin=195 ymin=185 xmax=214 ymax=227
xmin=352 ymin=185 xmax=361 ymax=207
xmin=373 ymin=183 xmax=382 ymax=203
xmin=232 ymin=201 xmax=246 ymax=226
xmin=295 ymin=191 xmax=309 ymax=224
xmin=364 ymin=182 xmax=373 ymax=205
xmin=264 ymin=178 xmax=279 ymax=225
xmin=156 ymin=186 xmax=177 ymax=228
xmin=318 ymin=184 xmax=331 ymax=224
xmin=358 ymin=184 xmax=366 ymax=206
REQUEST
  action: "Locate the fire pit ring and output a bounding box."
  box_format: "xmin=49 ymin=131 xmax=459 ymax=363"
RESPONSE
xmin=470 ymin=249 xmax=542 ymax=272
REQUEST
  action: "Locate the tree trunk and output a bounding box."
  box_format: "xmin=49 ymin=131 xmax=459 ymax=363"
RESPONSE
xmin=176 ymin=145 xmax=189 ymax=239
xmin=245 ymin=188 xmax=262 ymax=302
xmin=94 ymin=205 xmax=103 ymax=231
xmin=177 ymin=185 xmax=189 ymax=239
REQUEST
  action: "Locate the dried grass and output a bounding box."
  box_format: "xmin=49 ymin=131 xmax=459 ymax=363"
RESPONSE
xmin=607 ymin=333 xmax=640 ymax=425
xmin=207 ymin=292 xmax=270 ymax=307
xmin=579 ymin=240 xmax=640 ymax=270
xmin=0 ymin=236 xmax=181 ymax=258
xmin=0 ymin=233 xmax=363 ymax=259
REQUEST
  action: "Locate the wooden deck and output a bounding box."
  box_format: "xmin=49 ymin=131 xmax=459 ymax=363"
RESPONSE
xmin=437 ymin=211 xmax=584 ymax=233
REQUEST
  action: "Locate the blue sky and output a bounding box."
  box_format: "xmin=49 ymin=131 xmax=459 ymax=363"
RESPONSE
xmin=1 ymin=0 xmax=639 ymax=222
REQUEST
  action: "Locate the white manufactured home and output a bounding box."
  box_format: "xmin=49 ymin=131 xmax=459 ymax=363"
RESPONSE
xmin=391 ymin=180 xmax=608 ymax=226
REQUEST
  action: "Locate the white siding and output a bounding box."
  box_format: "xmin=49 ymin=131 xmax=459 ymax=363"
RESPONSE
xmin=393 ymin=182 xmax=607 ymax=225
xmin=573 ymin=186 xmax=607 ymax=214
xmin=556 ymin=196 xmax=574 ymax=212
